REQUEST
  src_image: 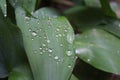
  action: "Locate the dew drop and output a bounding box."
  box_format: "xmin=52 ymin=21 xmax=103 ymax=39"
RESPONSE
xmin=54 ymin=56 xmax=59 ymax=60
xmin=32 ymin=31 xmax=37 ymax=36
xmin=47 ymin=40 xmax=50 ymax=43
xmin=25 ymin=16 xmax=30 ymax=21
xmin=42 ymin=44 xmax=46 ymax=47
xmin=29 ymin=28 xmax=32 ymax=32
xmin=56 ymin=35 xmax=58 ymax=38
xmin=68 ymin=65 xmax=72 ymax=68
xmin=66 ymin=51 xmax=72 ymax=56
xmin=48 ymin=48 xmax=52 ymax=53
xmin=4 ymin=14 xmax=7 ymax=17
xmin=87 ymin=59 xmax=91 ymax=62
xmin=49 ymin=54 xmax=51 ymax=56
xmin=67 ymin=33 xmax=74 ymax=44
xmin=58 ymin=34 xmax=62 ymax=37
xmin=56 ymin=28 xmax=60 ymax=31
xmin=39 ymin=47 xmax=42 ymax=50
xmin=60 ymin=44 xmax=63 ymax=47
xmin=39 ymin=52 xmax=43 ymax=55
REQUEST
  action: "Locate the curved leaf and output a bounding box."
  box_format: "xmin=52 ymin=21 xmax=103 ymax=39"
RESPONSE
xmin=15 ymin=7 xmax=76 ymax=80
xmin=0 ymin=8 xmax=26 ymax=71
xmin=8 ymin=64 xmax=33 ymax=80
xmin=74 ymin=29 xmax=120 ymax=75
xmin=70 ymin=75 xmax=79 ymax=80
xmin=64 ymin=6 xmax=105 ymax=31
xmin=8 ymin=0 xmax=37 ymax=12
xmin=0 ymin=0 xmax=7 ymax=17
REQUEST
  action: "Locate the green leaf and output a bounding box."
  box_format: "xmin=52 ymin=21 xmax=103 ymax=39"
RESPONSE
xmin=100 ymin=0 xmax=116 ymax=17
xmin=0 ymin=0 xmax=7 ymax=17
xmin=70 ymin=75 xmax=79 ymax=80
xmin=0 ymin=48 xmax=8 ymax=78
xmin=64 ymin=6 xmax=105 ymax=31
xmin=102 ymin=20 xmax=120 ymax=38
xmin=0 ymin=8 xmax=26 ymax=71
xmin=8 ymin=64 xmax=33 ymax=80
xmin=74 ymin=29 xmax=120 ymax=75
xmin=15 ymin=7 xmax=76 ymax=80
xmin=85 ymin=0 xmax=101 ymax=7
xmin=9 ymin=0 xmax=37 ymax=12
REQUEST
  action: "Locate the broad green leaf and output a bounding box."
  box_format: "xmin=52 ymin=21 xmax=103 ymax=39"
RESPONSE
xmin=100 ymin=0 xmax=116 ymax=17
xmin=32 ymin=7 xmax=60 ymax=19
xmin=85 ymin=0 xmax=101 ymax=7
xmin=102 ymin=20 xmax=120 ymax=38
xmin=74 ymin=29 xmax=120 ymax=74
xmin=70 ymin=75 xmax=79 ymax=80
xmin=64 ymin=6 xmax=105 ymax=31
xmin=0 ymin=53 xmax=8 ymax=78
xmin=0 ymin=0 xmax=7 ymax=17
xmin=0 ymin=8 xmax=26 ymax=71
xmin=15 ymin=7 xmax=76 ymax=80
xmin=8 ymin=64 xmax=33 ymax=80
xmin=9 ymin=0 xmax=37 ymax=12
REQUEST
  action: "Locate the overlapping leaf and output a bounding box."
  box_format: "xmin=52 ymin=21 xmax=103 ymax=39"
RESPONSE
xmin=15 ymin=7 xmax=76 ymax=80
xmin=74 ymin=29 xmax=120 ymax=74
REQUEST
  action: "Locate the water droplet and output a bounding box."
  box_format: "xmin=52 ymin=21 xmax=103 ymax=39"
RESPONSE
xmin=58 ymin=34 xmax=62 ymax=37
xmin=25 ymin=16 xmax=30 ymax=21
xmin=56 ymin=35 xmax=58 ymax=38
xmin=67 ymin=33 xmax=74 ymax=44
xmin=42 ymin=44 xmax=46 ymax=47
xmin=31 ymin=38 xmax=34 ymax=40
xmin=87 ymin=59 xmax=91 ymax=62
xmin=4 ymin=14 xmax=7 ymax=17
xmin=39 ymin=47 xmax=42 ymax=50
xmin=68 ymin=65 xmax=72 ymax=68
xmin=39 ymin=52 xmax=43 ymax=55
xmin=47 ymin=40 xmax=50 ymax=43
xmin=66 ymin=51 xmax=72 ymax=56
xmin=29 ymin=28 xmax=32 ymax=32
xmin=48 ymin=48 xmax=52 ymax=53
xmin=54 ymin=56 xmax=59 ymax=60
xmin=32 ymin=31 xmax=37 ymax=36
xmin=60 ymin=44 xmax=63 ymax=47
xmin=56 ymin=28 xmax=60 ymax=31
xmin=49 ymin=54 xmax=51 ymax=56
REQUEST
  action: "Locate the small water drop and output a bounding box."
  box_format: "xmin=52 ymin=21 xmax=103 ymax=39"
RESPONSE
xmin=49 ymin=54 xmax=51 ymax=56
xmin=39 ymin=52 xmax=43 ymax=55
xmin=58 ymin=34 xmax=62 ymax=37
xmin=42 ymin=44 xmax=46 ymax=47
xmin=39 ymin=47 xmax=42 ymax=50
xmin=68 ymin=65 xmax=72 ymax=68
xmin=66 ymin=51 xmax=72 ymax=56
xmin=60 ymin=44 xmax=63 ymax=47
xmin=56 ymin=35 xmax=58 ymax=38
xmin=87 ymin=59 xmax=91 ymax=62
xmin=29 ymin=28 xmax=32 ymax=32
xmin=54 ymin=56 xmax=59 ymax=60
xmin=47 ymin=40 xmax=50 ymax=43
xmin=31 ymin=38 xmax=34 ymax=40
xmin=25 ymin=16 xmax=30 ymax=21
xmin=56 ymin=28 xmax=60 ymax=31
xmin=32 ymin=31 xmax=37 ymax=36
xmin=4 ymin=14 xmax=7 ymax=17
xmin=67 ymin=33 xmax=74 ymax=44
xmin=48 ymin=48 xmax=52 ymax=53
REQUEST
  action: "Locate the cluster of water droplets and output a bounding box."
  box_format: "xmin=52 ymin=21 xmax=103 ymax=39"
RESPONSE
xmin=23 ymin=13 xmax=75 ymax=70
